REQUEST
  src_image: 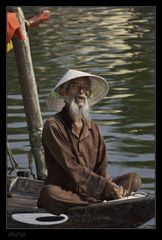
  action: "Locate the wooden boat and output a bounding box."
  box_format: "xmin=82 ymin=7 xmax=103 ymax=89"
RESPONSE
xmin=7 ymin=176 xmax=155 ymax=229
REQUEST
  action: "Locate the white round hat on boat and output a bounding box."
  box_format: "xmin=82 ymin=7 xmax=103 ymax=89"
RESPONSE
xmin=46 ymin=69 xmax=109 ymax=111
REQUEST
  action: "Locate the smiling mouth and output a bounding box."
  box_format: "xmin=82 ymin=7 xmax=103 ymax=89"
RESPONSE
xmin=77 ymin=96 xmax=85 ymax=101
xmin=74 ymin=96 xmax=86 ymax=104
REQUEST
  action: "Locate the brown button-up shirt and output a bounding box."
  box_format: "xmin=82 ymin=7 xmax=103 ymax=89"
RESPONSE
xmin=42 ymin=107 xmax=111 ymax=200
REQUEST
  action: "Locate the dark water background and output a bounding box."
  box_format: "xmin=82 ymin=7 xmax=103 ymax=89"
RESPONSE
xmin=7 ymin=6 xmax=156 ymax=228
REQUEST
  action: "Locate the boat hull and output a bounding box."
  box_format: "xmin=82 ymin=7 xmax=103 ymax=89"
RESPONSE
xmin=7 ymin=176 xmax=155 ymax=228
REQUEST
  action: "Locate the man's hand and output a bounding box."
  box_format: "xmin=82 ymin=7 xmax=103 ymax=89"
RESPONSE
xmin=104 ymin=181 xmax=128 ymax=200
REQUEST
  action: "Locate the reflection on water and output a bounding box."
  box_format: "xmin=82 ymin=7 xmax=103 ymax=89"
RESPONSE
xmin=7 ymin=6 xmax=155 ymax=228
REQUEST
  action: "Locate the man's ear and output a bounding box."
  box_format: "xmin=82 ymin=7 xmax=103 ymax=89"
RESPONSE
xmin=89 ymin=89 xmax=92 ymax=97
xmin=59 ymin=86 xmax=65 ymax=96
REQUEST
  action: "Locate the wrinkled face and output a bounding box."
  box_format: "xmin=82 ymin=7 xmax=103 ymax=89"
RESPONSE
xmin=60 ymin=77 xmax=91 ymax=107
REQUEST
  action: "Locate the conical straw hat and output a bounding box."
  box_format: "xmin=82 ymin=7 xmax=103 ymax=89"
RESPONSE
xmin=46 ymin=69 xmax=109 ymax=111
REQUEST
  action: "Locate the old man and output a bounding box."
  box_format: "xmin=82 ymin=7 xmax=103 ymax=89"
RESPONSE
xmin=37 ymin=69 xmax=142 ymax=214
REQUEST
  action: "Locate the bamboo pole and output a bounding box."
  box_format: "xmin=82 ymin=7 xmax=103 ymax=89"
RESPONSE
xmin=12 ymin=7 xmax=47 ymax=180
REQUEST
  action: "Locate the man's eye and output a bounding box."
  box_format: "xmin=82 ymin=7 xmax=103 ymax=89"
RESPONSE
xmin=82 ymin=87 xmax=90 ymax=92
xmin=69 ymin=84 xmax=77 ymax=88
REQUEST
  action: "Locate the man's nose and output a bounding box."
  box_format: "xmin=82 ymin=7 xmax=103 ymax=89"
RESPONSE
xmin=78 ymin=87 xmax=84 ymax=93
xmin=79 ymin=88 xmax=84 ymax=92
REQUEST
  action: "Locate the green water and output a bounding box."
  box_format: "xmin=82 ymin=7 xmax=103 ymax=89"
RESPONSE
xmin=7 ymin=6 xmax=155 ymax=228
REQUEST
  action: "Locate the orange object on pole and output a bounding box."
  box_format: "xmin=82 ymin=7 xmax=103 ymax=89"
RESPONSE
xmin=7 ymin=12 xmax=25 ymax=42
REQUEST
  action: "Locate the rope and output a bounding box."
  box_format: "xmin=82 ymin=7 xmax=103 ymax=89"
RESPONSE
xmin=27 ymin=149 xmax=36 ymax=179
xmin=7 ymin=142 xmax=19 ymax=175
xmin=128 ymin=172 xmax=133 ymax=194
xmin=7 ymin=142 xmax=36 ymax=179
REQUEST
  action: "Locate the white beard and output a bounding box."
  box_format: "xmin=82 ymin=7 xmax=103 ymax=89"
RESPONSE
xmin=68 ymin=97 xmax=90 ymax=122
